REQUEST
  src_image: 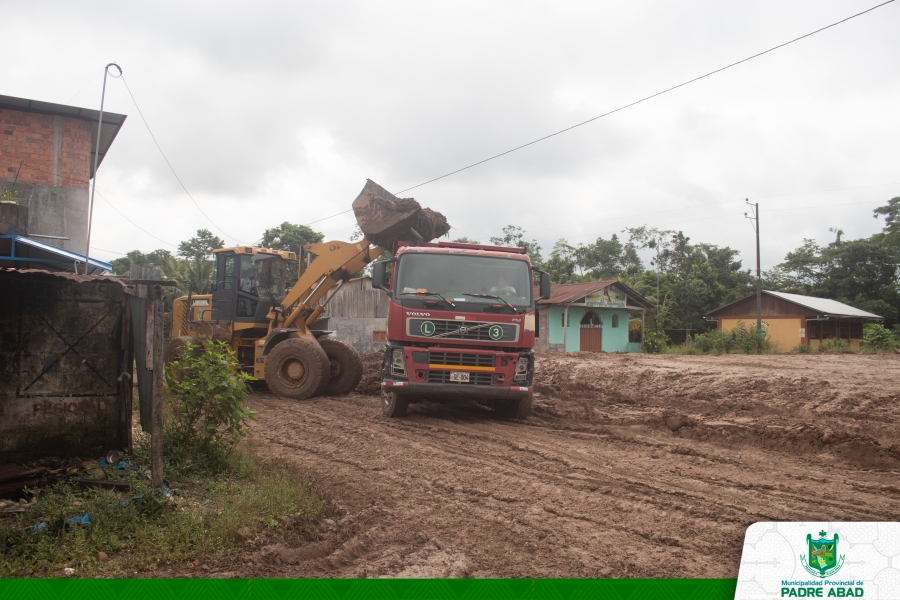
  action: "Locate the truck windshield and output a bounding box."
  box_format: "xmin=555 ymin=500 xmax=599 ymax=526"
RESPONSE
xmin=395 ymin=253 xmax=532 ymax=309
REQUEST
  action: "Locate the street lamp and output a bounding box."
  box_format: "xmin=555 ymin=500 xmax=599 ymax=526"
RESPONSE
xmin=83 ymin=62 xmax=122 ymax=274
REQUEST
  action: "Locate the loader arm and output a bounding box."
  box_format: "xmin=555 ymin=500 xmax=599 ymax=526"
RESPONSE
xmin=273 ymin=240 xmax=385 ymax=330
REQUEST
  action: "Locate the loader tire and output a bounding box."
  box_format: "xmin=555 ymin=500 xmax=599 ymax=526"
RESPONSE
xmin=381 ymin=390 xmax=409 ymax=418
xmin=317 ymin=338 xmax=364 ymax=396
xmin=495 ymin=393 xmax=533 ymax=420
xmin=265 ymin=338 xmax=329 ymax=400
xmin=164 ymin=336 xmax=202 ymax=365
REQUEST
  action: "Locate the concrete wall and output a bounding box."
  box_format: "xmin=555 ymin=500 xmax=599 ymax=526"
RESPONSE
xmin=1 ymin=108 xmax=93 ymax=253
xmin=0 ymin=181 xmax=89 ymax=252
xmin=314 ymin=316 xmax=387 ymax=355
xmin=543 ymin=306 xmax=634 ymax=352
xmin=720 ymin=317 xmax=802 ymax=352
xmin=0 ymin=271 xmax=130 ymax=462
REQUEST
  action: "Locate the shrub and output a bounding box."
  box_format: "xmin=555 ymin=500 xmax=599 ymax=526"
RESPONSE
xmin=791 ymin=343 xmax=814 ymax=353
xmin=817 ymin=338 xmax=853 ymax=353
xmin=679 ymin=320 xmax=774 ymax=355
xmin=164 ymin=341 xmax=257 ymax=474
xmin=863 ymin=323 xmax=894 ymax=351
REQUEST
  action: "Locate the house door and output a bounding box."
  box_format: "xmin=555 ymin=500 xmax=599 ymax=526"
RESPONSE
xmin=579 ymin=311 xmax=602 ymax=352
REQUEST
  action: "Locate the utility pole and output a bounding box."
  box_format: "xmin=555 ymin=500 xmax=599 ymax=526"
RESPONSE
xmin=745 ymin=200 xmax=762 ymax=332
xmin=84 ymin=62 xmax=122 ymax=274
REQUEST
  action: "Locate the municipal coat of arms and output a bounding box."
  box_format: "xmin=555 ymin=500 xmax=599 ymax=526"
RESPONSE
xmin=801 ymin=530 xmax=845 ymax=577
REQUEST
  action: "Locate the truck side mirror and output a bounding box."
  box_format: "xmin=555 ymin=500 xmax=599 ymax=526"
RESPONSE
xmin=372 ymin=261 xmax=388 ymax=290
xmin=539 ymin=270 xmax=551 ymax=300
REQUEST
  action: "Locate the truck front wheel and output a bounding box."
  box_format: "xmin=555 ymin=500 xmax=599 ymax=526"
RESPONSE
xmin=495 ymin=394 xmax=533 ymax=420
xmin=381 ymin=390 xmax=409 ymax=418
xmin=265 ymin=338 xmax=329 ymax=400
xmin=317 ymin=338 xmax=364 ymax=396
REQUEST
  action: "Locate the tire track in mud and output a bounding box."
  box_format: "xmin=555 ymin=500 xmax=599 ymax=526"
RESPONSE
xmin=227 ymin=354 xmax=900 ymax=579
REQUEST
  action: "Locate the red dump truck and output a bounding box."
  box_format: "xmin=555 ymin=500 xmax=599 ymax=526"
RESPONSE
xmin=372 ymin=240 xmax=550 ymax=418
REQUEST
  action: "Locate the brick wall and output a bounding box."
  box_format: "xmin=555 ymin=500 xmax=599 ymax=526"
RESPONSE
xmin=1 ymin=108 xmax=92 ymax=190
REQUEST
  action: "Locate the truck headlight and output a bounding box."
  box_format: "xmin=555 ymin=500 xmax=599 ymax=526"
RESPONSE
xmin=514 ymin=357 xmax=528 ymax=381
xmin=391 ymin=348 xmax=406 ymax=376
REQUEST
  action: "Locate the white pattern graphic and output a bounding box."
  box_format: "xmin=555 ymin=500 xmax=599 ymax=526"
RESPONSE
xmin=737 ymin=522 xmax=900 ymax=599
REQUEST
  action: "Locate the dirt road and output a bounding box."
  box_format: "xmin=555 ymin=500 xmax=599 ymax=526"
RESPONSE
xmin=218 ymin=352 xmax=900 ymax=578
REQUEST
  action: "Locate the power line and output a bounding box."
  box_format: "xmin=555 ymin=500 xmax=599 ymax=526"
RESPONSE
xmin=305 ymin=209 xmax=353 ymax=226
xmin=94 ymin=191 xmax=178 ymax=248
xmin=748 ymin=181 xmax=900 ymax=199
xmin=534 ymin=198 xmax=890 ymax=246
xmin=393 ymin=0 xmax=895 ymax=195
xmin=525 ymin=180 xmax=900 ymax=235
xmin=66 ymin=68 xmax=104 ymax=104
xmin=120 ymin=74 xmax=243 ymax=244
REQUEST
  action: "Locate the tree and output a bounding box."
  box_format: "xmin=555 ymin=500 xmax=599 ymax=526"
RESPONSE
xmin=767 ymin=198 xmax=900 ymax=328
xmin=178 ymin=229 xmax=223 ymax=261
xmin=451 ymin=236 xmax=480 ymax=244
xmin=545 ymin=239 xmax=580 ymax=283
xmin=490 ymin=225 xmax=543 ymax=266
xmin=261 ymin=222 xmax=324 ymax=286
xmin=110 ymin=249 xmax=172 ymax=276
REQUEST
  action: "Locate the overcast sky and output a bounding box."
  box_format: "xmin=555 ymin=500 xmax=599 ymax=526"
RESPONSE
xmin=4 ymin=0 xmax=899 ymax=271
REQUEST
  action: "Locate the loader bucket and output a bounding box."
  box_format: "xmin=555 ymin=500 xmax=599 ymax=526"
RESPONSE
xmin=352 ymin=179 xmax=450 ymax=248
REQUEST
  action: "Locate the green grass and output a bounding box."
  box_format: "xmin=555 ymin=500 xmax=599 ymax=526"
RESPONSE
xmin=0 ymin=451 xmax=326 ymax=578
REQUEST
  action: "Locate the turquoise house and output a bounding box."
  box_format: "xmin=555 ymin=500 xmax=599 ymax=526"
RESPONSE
xmin=533 ymin=281 xmax=655 ymax=353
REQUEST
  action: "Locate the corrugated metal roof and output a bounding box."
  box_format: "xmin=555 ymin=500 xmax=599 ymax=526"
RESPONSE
xmin=0 ymin=268 xmax=127 ymax=285
xmin=532 ymin=280 xmax=655 ymax=309
xmin=0 ymin=94 xmax=127 ymax=178
xmin=765 ymin=291 xmax=883 ymax=319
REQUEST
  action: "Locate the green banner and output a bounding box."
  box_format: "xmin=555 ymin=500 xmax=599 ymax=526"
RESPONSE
xmin=0 ymin=578 xmax=736 ymax=600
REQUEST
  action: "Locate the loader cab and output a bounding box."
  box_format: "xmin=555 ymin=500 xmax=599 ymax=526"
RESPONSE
xmin=211 ymin=248 xmax=289 ymax=323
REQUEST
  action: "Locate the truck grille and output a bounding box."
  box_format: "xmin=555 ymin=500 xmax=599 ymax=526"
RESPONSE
xmin=407 ymin=319 xmax=518 ymax=342
xmin=428 ymin=352 xmax=494 ymax=367
xmin=427 ymin=371 xmax=494 ymax=385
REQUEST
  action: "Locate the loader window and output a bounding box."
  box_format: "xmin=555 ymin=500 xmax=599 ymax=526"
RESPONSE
xmin=253 ymin=256 xmax=286 ymax=299
xmin=218 ymin=255 xmax=236 ymax=290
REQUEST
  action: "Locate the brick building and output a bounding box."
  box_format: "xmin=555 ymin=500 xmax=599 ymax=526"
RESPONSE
xmin=0 ymin=94 xmax=126 ymax=256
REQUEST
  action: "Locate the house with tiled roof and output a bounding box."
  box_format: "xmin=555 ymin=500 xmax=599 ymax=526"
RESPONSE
xmin=532 ymin=281 xmax=655 ymax=353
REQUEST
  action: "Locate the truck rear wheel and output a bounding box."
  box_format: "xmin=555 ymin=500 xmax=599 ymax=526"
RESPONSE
xmin=381 ymin=390 xmax=409 ymax=418
xmin=265 ymin=338 xmax=329 ymax=400
xmin=317 ymin=338 xmax=364 ymax=396
xmin=495 ymin=393 xmax=533 ymax=420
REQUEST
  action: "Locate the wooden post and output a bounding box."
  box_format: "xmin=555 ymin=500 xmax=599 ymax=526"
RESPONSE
xmin=148 ymin=284 xmax=164 ymax=489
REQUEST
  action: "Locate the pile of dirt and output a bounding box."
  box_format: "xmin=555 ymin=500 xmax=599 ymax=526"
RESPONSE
xmin=415 ymin=208 xmax=450 ymax=241
xmin=531 ymin=352 xmax=900 ymax=469
xmin=352 ymin=180 xmax=450 ymax=246
xmin=356 ymin=352 xmax=384 ymax=396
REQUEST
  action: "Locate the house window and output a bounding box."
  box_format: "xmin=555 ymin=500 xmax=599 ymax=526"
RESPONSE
xmin=561 ymin=312 xmax=567 ymax=328
xmin=808 ymin=321 xmax=819 ymax=339
xmin=849 ymin=322 xmax=862 ymax=339
xmin=580 ymin=312 xmax=600 ymax=328
xmin=611 ymin=314 xmax=619 ymax=328
xmin=839 ymin=322 xmax=850 ymax=339
xmin=628 ymin=318 xmax=642 ymax=343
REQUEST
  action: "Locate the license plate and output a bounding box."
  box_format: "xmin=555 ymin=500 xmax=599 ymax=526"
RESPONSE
xmin=449 ymin=372 xmax=470 ymax=382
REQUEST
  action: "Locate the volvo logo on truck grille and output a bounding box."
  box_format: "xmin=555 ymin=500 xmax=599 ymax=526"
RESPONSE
xmin=407 ymin=318 xmax=519 ymax=342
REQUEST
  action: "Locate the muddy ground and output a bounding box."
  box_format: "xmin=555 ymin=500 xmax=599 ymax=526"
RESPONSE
xmin=202 ymin=352 xmax=900 ymax=578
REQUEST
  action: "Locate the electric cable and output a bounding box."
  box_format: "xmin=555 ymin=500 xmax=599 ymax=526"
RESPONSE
xmin=66 ymin=68 xmax=104 ymax=104
xmin=120 ymin=74 xmax=244 ymax=244
xmin=94 ymin=191 xmax=178 ymax=248
xmin=393 ymin=0 xmax=896 ymax=195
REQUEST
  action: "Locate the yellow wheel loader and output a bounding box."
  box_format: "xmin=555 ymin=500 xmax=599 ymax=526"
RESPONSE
xmin=168 ymin=180 xmax=448 ymax=400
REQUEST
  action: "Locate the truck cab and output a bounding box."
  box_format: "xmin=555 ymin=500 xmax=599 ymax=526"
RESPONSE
xmin=373 ymin=241 xmax=551 ymax=418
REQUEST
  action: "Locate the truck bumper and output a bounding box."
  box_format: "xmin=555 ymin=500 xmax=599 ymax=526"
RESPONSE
xmin=382 ymin=380 xmax=532 ymax=400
